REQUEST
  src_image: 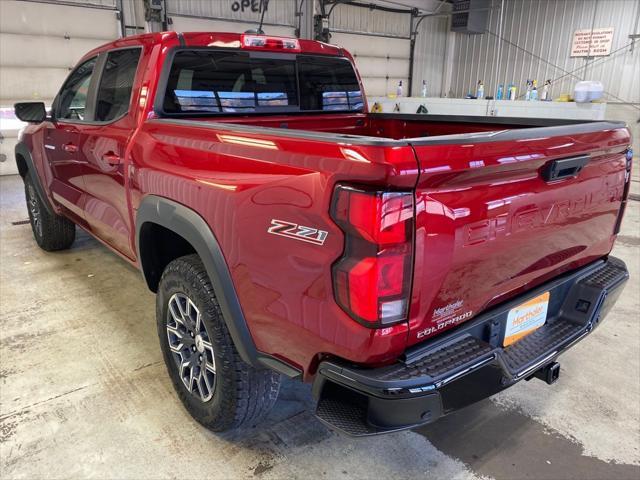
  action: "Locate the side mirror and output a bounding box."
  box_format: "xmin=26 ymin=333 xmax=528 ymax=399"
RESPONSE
xmin=14 ymin=102 xmax=47 ymax=123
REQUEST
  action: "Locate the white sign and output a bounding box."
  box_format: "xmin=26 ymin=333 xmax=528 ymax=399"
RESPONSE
xmin=571 ymin=28 xmax=614 ymax=57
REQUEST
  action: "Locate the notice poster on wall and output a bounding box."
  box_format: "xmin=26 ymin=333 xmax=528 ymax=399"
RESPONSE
xmin=571 ymin=28 xmax=614 ymax=57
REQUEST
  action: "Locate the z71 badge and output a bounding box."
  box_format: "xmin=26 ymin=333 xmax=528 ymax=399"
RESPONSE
xmin=267 ymin=219 xmax=328 ymax=246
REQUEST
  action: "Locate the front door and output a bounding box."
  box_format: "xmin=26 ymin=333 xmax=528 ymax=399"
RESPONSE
xmin=45 ymin=56 xmax=98 ymax=222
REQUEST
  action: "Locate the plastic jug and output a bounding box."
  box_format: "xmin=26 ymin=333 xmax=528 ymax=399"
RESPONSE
xmin=574 ymin=81 xmax=604 ymax=103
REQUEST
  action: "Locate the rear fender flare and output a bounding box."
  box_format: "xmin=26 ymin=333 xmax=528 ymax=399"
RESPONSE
xmin=135 ymin=195 xmax=260 ymax=366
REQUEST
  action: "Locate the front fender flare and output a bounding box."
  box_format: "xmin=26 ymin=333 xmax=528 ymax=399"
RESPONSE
xmin=15 ymin=142 xmax=54 ymax=215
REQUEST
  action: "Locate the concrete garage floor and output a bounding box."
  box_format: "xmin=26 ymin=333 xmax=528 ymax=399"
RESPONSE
xmin=0 ymin=170 xmax=638 ymax=480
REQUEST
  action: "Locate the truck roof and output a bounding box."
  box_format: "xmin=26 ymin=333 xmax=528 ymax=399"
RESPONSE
xmin=83 ymin=31 xmax=345 ymax=60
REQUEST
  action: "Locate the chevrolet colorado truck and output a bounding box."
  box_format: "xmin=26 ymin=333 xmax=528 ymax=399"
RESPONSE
xmin=14 ymin=32 xmax=632 ymax=436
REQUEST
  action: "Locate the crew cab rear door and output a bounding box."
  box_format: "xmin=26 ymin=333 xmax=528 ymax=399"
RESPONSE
xmin=75 ymin=47 xmax=142 ymax=259
xmin=406 ymin=124 xmax=631 ymax=346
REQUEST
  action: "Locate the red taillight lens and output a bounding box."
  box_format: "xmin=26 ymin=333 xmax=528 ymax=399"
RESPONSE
xmin=331 ymin=185 xmax=414 ymax=326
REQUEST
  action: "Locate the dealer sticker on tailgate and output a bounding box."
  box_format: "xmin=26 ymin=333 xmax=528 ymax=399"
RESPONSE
xmin=503 ymin=292 xmax=550 ymax=346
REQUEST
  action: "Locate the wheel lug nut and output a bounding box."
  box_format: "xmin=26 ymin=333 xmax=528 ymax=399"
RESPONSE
xmin=199 ymin=355 xmax=203 ymax=361
xmin=190 ymin=332 xmax=194 ymax=338
xmin=192 ymin=346 xmax=196 ymax=352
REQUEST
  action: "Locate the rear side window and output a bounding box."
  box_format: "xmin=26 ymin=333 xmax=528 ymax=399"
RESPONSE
xmin=162 ymin=50 xmax=363 ymax=115
xmin=56 ymin=57 xmax=97 ymax=121
xmin=95 ymin=49 xmax=141 ymax=122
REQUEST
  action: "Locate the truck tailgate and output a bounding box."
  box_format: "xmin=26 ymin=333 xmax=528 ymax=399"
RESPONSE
xmin=407 ymin=124 xmax=631 ymax=345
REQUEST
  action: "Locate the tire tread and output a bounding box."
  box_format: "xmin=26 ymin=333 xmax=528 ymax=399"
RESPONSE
xmin=25 ymin=176 xmax=75 ymax=251
xmin=158 ymin=254 xmax=280 ymax=431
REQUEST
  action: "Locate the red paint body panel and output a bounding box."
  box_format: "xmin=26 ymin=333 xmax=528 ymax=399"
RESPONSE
xmin=129 ymin=119 xmax=417 ymax=371
xmin=408 ymin=130 xmax=630 ymax=344
xmin=20 ymin=32 xmax=632 ymax=379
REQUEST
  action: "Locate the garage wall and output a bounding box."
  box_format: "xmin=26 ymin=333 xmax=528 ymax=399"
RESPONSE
xmin=328 ymin=4 xmax=411 ymax=97
xmin=166 ymin=0 xmax=297 ymax=36
xmin=0 ymin=0 xmax=120 ymax=175
xmin=449 ymin=0 xmax=640 ymax=104
xmin=0 ymin=0 xmax=120 ymax=105
xmin=412 ymin=14 xmax=450 ymax=97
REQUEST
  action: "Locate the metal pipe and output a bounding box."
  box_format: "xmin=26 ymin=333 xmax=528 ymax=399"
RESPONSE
xmin=163 ymin=13 xmax=294 ymax=29
xmin=408 ymin=12 xmax=415 ymax=96
xmin=18 ymin=0 xmax=116 ymax=9
xmin=584 ymin=0 xmax=600 ymax=80
xmin=162 ymin=0 xmax=169 ymax=31
xmin=489 ymin=0 xmax=505 ymax=112
xmin=351 ymin=53 xmax=411 ymax=60
xmin=327 ymin=0 xmax=414 ymax=15
xmin=116 ymin=0 xmax=126 ymax=37
xmin=328 ymin=27 xmax=410 ymax=39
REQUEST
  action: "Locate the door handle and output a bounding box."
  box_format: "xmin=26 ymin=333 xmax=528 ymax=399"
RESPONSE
xmin=63 ymin=143 xmax=78 ymax=153
xmin=542 ymin=155 xmax=590 ymax=181
xmin=102 ymin=151 xmax=121 ymax=166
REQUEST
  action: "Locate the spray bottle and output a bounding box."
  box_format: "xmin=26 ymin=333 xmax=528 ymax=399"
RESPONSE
xmin=508 ymin=84 xmax=517 ymax=100
xmin=421 ymin=80 xmax=427 ymax=98
xmin=396 ymin=80 xmax=403 ymax=97
xmin=524 ymin=80 xmax=532 ymax=101
xmin=476 ymin=80 xmax=484 ymax=99
xmin=541 ymin=79 xmax=551 ymax=101
xmin=530 ymin=80 xmax=538 ymax=101
xmin=496 ymin=84 xmax=504 ymax=100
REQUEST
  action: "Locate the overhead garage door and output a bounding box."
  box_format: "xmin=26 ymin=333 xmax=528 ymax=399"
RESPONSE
xmin=166 ymin=0 xmax=297 ymax=38
xmin=328 ymin=4 xmax=411 ymax=97
xmin=0 ymin=0 xmax=120 ymax=175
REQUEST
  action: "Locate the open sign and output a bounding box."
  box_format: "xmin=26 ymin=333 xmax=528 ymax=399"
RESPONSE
xmin=231 ymin=0 xmax=268 ymax=13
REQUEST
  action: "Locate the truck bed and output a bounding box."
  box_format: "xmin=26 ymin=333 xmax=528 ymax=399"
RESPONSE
xmin=178 ymin=112 xmax=619 ymax=141
xmin=141 ymin=112 xmax=630 ymax=362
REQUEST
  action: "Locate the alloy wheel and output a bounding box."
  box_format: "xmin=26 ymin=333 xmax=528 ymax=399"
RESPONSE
xmin=166 ymin=293 xmax=216 ymax=402
xmin=27 ymin=183 xmax=42 ymax=239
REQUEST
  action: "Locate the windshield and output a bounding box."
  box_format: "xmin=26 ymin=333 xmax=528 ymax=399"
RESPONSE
xmin=161 ymin=50 xmax=364 ymax=115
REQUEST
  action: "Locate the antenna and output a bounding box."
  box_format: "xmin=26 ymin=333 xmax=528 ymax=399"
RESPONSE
xmin=256 ymin=0 xmax=269 ymax=34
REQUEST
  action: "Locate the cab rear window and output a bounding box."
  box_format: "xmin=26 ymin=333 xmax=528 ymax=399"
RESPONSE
xmin=161 ymin=50 xmax=363 ymax=115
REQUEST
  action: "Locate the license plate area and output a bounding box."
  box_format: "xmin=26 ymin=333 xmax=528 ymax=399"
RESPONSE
xmin=503 ymin=292 xmax=550 ymax=347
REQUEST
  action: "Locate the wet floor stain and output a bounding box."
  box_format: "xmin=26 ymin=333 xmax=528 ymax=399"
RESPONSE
xmin=615 ymin=235 xmax=640 ymax=247
xmin=252 ymin=460 xmax=275 ymax=476
xmin=415 ymin=399 xmax=640 ymax=480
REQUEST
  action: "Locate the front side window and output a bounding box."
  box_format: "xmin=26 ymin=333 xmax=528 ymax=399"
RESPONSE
xmin=162 ymin=50 xmax=363 ymax=115
xmin=95 ymin=49 xmax=141 ymax=122
xmin=56 ymin=57 xmax=97 ymax=121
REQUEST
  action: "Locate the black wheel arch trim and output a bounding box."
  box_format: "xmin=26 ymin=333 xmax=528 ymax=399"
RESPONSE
xmin=135 ymin=195 xmax=302 ymax=379
xmin=15 ymin=142 xmax=54 ymax=216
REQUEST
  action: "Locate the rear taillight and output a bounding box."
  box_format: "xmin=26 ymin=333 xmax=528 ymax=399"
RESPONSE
xmin=331 ymin=185 xmax=414 ymax=327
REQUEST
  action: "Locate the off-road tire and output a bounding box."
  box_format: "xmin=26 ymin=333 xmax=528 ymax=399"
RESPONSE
xmin=24 ymin=175 xmax=75 ymax=251
xmin=157 ymin=254 xmax=281 ymax=431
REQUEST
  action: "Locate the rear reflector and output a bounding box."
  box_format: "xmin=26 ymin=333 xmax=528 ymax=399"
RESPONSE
xmin=331 ymin=185 xmax=414 ymax=326
xmin=241 ymin=34 xmax=300 ymax=51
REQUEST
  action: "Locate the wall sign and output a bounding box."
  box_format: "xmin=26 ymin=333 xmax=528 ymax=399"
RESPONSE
xmin=571 ymin=27 xmax=614 ymax=57
xmin=231 ymin=0 xmax=267 ymax=13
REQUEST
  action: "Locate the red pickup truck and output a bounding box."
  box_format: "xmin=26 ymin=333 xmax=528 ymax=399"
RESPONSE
xmin=14 ymin=32 xmax=632 ymax=436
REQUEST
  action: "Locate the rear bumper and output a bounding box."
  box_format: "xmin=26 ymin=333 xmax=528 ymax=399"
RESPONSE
xmin=312 ymin=256 xmax=629 ymax=436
